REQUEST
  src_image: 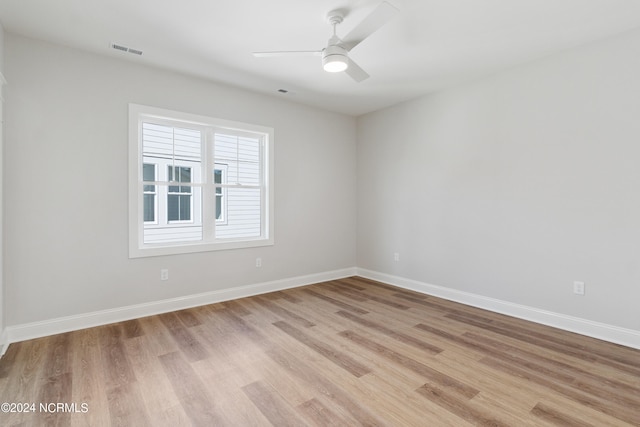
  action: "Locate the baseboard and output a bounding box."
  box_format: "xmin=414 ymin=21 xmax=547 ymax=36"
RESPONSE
xmin=0 ymin=328 xmax=9 ymax=357
xmin=357 ymin=268 xmax=640 ymax=350
xmin=2 ymin=267 xmax=357 ymax=352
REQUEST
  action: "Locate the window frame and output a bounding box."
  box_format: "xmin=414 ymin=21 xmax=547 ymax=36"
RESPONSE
xmin=129 ymin=104 xmax=274 ymax=258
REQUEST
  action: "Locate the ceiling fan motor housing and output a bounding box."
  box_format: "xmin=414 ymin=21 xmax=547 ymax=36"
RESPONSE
xmin=322 ymin=44 xmax=349 ymax=72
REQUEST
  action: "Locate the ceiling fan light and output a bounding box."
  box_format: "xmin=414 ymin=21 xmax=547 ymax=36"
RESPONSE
xmin=323 ymin=55 xmax=348 ymax=72
xmin=322 ymin=45 xmax=349 ymax=73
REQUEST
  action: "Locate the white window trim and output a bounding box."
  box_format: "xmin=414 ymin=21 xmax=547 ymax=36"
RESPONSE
xmin=129 ymin=104 xmax=274 ymax=258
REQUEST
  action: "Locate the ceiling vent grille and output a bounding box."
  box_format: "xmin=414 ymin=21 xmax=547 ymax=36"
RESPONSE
xmin=111 ymin=43 xmax=143 ymax=56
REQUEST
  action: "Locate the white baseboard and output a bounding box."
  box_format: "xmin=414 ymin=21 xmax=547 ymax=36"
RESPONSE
xmin=357 ymin=268 xmax=640 ymax=350
xmin=1 ymin=267 xmax=356 ymax=355
xmin=0 ymin=328 xmax=9 ymax=357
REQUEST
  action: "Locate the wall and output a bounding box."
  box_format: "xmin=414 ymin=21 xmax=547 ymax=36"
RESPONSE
xmin=357 ymin=28 xmax=640 ymax=338
xmin=0 ymin=23 xmax=5 ymax=347
xmin=3 ymin=34 xmax=357 ymax=329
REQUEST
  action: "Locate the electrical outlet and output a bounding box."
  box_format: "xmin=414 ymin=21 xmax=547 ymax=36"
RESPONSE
xmin=573 ymin=281 xmax=585 ymax=295
xmin=394 ymin=253 xmax=400 ymax=262
xmin=256 ymin=257 xmax=262 ymax=268
xmin=160 ymin=269 xmax=169 ymax=281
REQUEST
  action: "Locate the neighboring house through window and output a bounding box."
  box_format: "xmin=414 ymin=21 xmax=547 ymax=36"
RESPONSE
xmin=167 ymin=165 xmax=193 ymax=223
xmin=214 ymin=164 xmax=227 ymax=224
xmin=143 ymin=163 xmax=156 ymax=223
xmin=129 ymin=104 xmax=274 ymax=258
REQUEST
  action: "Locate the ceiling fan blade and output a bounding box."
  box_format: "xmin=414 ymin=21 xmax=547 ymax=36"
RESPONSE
xmin=342 ymin=1 xmax=399 ymax=52
xmin=345 ymin=58 xmax=370 ymax=82
xmin=252 ymin=50 xmax=321 ymax=58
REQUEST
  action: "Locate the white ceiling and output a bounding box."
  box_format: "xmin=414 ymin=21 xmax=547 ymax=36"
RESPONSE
xmin=2 ymin=0 xmax=640 ymax=116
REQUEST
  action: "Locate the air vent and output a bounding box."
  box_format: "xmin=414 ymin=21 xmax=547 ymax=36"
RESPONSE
xmin=111 ymin=43 xmax=128 ymax=52
xmin=111 ymin=43 xmax=143 ymax=56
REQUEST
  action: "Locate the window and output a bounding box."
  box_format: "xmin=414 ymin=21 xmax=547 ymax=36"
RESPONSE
xmin=143 ymin=163 xmax=156 ymax=223
xmin=214 ymin=164 xmax=227 ymax=223
xmin=129 ymin=104 xmax=274 ymax=258
xmin=167 ymin=166 xmax=192 ymax=222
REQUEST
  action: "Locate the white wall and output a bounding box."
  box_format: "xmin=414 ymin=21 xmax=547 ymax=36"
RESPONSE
xmin=0 ymin=23 xmax=4 ymax=72
xmin=0 ymin=23 xmax=5 ymax=346
xmin=357 ymin=28 xmax=640 ymax=333
xmin=3 ymin=34 xmax=357 ymax=327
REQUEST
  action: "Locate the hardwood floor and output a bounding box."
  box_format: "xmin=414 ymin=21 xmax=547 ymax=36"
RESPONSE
xmin=1 ymin=276 xmax=639 ymax=426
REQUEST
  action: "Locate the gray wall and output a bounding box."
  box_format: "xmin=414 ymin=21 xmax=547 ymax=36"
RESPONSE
xmin=0 ymin=23 xmax=5 ymax=341
xmin=4 ymin=34 xmax=357 ymax=326
xmin=357 ymin=28 xmax=640 ymax=331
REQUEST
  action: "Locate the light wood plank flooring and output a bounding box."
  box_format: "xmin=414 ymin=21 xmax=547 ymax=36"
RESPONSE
xmin=1 ymin=276 xmax=639 ymax=426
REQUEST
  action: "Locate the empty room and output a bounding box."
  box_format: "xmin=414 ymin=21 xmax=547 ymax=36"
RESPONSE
xmin=0 ymin=0 xmax=639 ymax=425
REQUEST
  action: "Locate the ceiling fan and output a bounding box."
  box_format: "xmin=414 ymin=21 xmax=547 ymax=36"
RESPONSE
xmin=252 ymin=1 xmax=399 ymax=82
